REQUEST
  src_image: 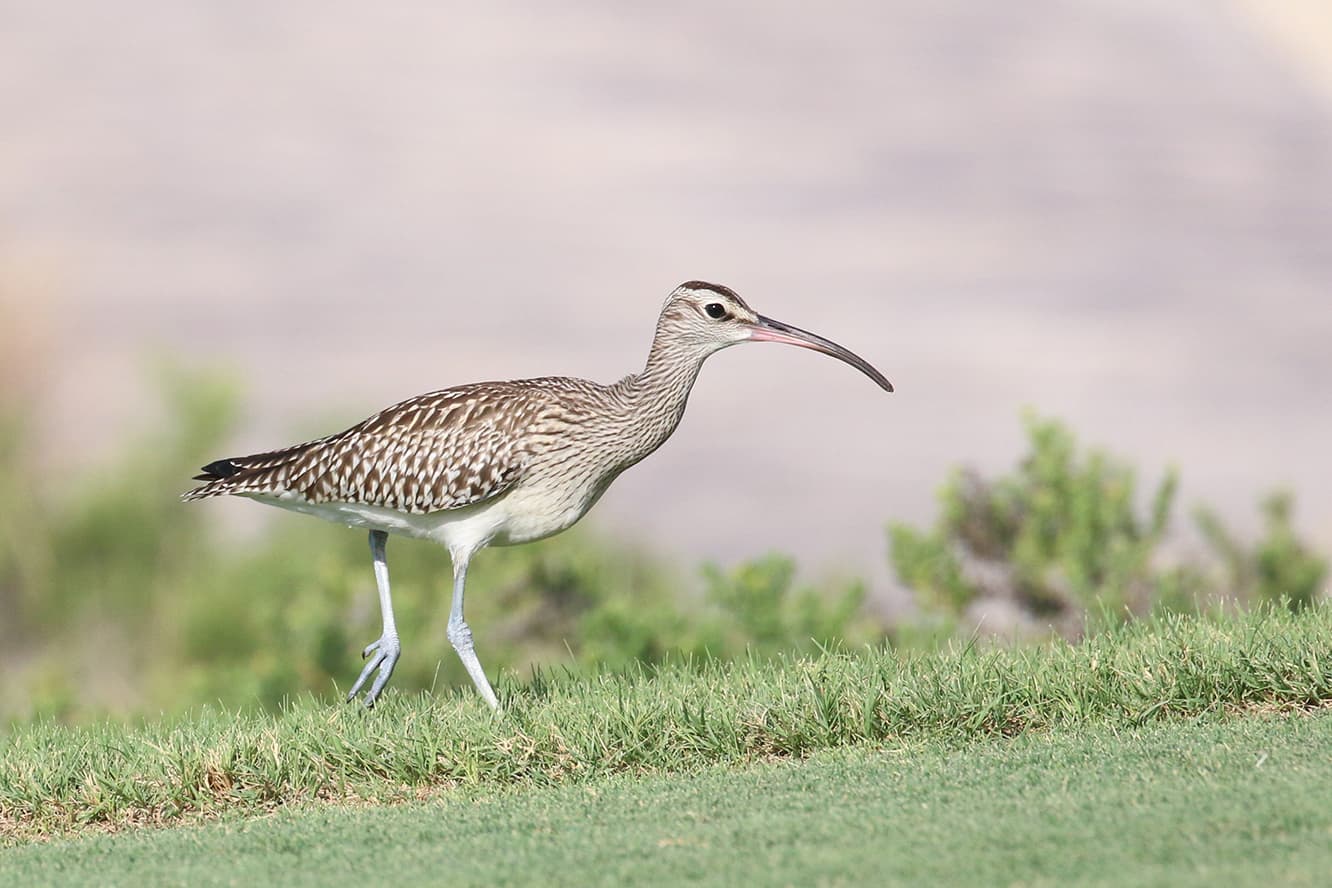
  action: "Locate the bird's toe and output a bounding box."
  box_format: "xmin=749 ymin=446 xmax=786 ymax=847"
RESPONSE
xmin=347 ymin=634 xmax=401 ymax=705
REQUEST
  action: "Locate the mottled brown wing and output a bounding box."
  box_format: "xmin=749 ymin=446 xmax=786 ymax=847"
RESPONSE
xmin=183 ymin=382 xmax=553 ymax=513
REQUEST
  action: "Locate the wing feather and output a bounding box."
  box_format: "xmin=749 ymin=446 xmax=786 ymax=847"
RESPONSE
xmin=182 ymin=382 xmax=555 ymax=512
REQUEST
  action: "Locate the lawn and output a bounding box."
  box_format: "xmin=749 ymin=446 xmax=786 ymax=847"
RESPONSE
xmin=3 ymin=711 xmax=1329 ymax=886
xmin=1 ymin=606 xmax=1330 ymax=883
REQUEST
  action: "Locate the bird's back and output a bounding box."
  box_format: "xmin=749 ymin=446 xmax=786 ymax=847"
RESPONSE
xmin=183 ymin=378 xmax=596 ymax=514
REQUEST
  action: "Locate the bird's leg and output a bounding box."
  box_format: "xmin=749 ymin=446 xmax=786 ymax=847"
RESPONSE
xmin=347 ymin=529 xmax=401 ymax=707
xmin=446 ymin=553 xmax=500 ymax=711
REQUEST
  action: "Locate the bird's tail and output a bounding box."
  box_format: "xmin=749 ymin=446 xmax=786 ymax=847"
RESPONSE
xmin=182 ymin=441 xmax=320 ymax=501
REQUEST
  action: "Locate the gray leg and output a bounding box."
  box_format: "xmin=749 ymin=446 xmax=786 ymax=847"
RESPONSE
xmin=447 ymin=552 xmax=500 ymax=711
xmin=347 ymin=529 xmax=402 ymax=707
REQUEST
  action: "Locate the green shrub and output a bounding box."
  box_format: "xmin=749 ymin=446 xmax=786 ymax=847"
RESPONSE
xmin=1196 ymin=491 xmax=1327 ymax=611
xmin=889 ymin=414 xmax=1196 ymax=626
xmin=889 ymin=413 xmax=1326 ymax=629
xmin=703 ymin=555 xmax=871 ymax=655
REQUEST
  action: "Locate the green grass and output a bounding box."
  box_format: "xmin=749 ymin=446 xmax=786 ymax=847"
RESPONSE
xmin=4 ymin=712 xmax=1330 ymax=886
xmin=3 ymin=606 xmax=1331 ymax=843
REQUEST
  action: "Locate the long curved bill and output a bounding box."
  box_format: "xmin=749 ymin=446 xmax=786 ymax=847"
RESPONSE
xmin=747 ymin=314 xmax=893 ymax=392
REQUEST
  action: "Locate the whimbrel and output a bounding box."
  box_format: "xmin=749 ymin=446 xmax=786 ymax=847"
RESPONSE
xmin=184 ymin=281 xmax=892 ymax=709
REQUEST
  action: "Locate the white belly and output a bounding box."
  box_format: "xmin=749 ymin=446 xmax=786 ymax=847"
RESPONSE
xmin=247 ymin=476 xmax=609 ymax=559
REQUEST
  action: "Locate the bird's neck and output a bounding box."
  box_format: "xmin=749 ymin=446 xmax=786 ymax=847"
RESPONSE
xmin=611 ymin=334 xmax=709 ymax=463
xmin=640 ymin=331 xmax=708 ymax=390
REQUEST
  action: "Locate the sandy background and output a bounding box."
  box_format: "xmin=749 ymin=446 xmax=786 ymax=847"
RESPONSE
xmin=2 ymin=1 xmax=1329 ymax=604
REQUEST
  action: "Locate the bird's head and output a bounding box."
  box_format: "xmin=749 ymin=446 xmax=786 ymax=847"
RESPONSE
xmin=656 ymin=280 xmax=893 ymax=392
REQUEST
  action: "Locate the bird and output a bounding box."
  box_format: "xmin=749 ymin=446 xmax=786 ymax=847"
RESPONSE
xmin=184 ymin=281 xmax=892 ymax=710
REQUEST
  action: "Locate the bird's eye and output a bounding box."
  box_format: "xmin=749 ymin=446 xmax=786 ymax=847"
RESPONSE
xmin=704 ymin=302 xmax=728 ymax=320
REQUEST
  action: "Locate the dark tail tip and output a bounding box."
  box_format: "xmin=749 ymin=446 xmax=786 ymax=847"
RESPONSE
xmin=193 ymin=458 xmax=242 ymax=482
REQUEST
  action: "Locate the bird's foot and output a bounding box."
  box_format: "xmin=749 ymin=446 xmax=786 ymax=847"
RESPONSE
xmin=346 ymin=633 xmax=401 ymax=708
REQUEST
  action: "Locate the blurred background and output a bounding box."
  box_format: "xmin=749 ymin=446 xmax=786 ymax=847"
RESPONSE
xmin=2 ymin=1 xmax=1329 ymax=716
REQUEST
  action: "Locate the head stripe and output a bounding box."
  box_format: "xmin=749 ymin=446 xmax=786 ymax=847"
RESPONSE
xmin=678 ymin=280 xmax=741 ymax=300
